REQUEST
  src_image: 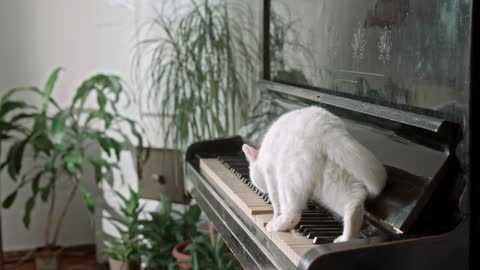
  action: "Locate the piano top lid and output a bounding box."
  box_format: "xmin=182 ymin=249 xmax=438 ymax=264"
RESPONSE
xmin=246 ymin=80 xmax=458 ymax=234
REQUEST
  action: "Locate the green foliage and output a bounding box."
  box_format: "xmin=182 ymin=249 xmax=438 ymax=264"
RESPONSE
xmin=140 ymin=193 xmax=203 ymax=270
xmin=184 ymin=234 xmax=241 ymax=270
xmin=135 ymin=0 xmax=257 ymax=150
xmin=0 ymin=68 xmax=144 ymax=246
xmin=105 ymin=187 xmax=145 ymax=262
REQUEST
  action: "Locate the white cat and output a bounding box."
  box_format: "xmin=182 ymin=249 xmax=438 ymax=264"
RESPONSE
xmin=242 ymin=106 xmax=387 ymax=243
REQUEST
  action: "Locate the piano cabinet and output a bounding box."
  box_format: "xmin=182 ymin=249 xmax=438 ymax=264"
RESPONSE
xmin=300 ymin=219 xmax=469 ymax=270
xmin=186 ymin=158 xmax=468 ymax=270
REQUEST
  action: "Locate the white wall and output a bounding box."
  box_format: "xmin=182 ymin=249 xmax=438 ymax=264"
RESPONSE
xmin=0 ymin=0 xmax=137 ymax=252
xmin=0 ymin=0 xmax=260 ymax=258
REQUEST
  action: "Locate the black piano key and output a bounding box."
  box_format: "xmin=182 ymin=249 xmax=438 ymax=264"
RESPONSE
xmin=312 ymin=236 xmax=337 ymax=244
xmin=302 ymin=209 xmax=328 ymax=214
xmin=296 ymin=221 xmax=339 ymax=231
xmin=295 ymin=220 xmax=337 ymax=230
xmin=219 ymin=156 xmax=246 ymax=161
xmin=306 ymin=231 xmax=342 ymax=239
xmin=301 ymin=211 xmax=330 ymax=215
xmin=301 ymin=213 xmax=331 ymax=218
xmin=235 ymin=169 xmax=250 ymax=174
xmin=298 ymin=218 xmax=337 ymax=223
xmin=297 ymin=224 xmax=342 ymax=233
xmin=299 ymin=222 xmax=342 ymax=228
xmin=298 ymin=215 xmax=336 ymax=220
xmin=241 ymin=176 xmax=251 ymax=182
xmin=306 ymin=229 xmax=343 ymax=235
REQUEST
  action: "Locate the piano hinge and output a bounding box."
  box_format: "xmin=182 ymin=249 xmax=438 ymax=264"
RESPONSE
xmin=365 ymin=211 xmax=404 ymax=235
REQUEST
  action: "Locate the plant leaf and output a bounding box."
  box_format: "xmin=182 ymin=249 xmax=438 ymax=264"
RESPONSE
xmin=110 ymin=138 xmax=122 ymax=161
xmin=23 ymin=196 xmax=36 ymax=228
xmin=89 ymin=157 xmax=111 ymax=183
xmin=0 ymin=120 xmax=16 ymax=130
xmin=98 ymin=136 xmax=113 ymax=157
xmin=6 ymin=139 xmax=28 ymax=180
xmin=63 ymin=150 xmax=82 ymax=175
xmin=31 ymin=172 xmax=43 ymax=194
xmin=82 ymin=190 xmax=94 ymax=213
xmin=51 ymin=111 xmax=67 ymax=147
xmin=97 ymin=92 xmax=107 ymax=112
xmin=2 ymin=190 xmax=17 ymax=208
xmin=184 ymin=204 xmax=201 ymax=224
xmin=43 ymin=67 xmax=62 ymax=112
xmin=0 ymin=100 xmax=30 ymax=118
xmin=40 ymin=185 xmax=51 ymax=202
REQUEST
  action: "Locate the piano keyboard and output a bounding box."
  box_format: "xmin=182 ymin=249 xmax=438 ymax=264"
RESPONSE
xmin=199 ymin=155 xmax=344 ymax=266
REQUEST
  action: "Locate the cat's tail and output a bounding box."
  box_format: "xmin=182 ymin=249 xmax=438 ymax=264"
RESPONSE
xmin=323 ymin=130 xmax=387 ymax=198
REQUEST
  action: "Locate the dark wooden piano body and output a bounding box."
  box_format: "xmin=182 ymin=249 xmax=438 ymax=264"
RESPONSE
xmin=185 ymin=0 xmax=472 ymax=269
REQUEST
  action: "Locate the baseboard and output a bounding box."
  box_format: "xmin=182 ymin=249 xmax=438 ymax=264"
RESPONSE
xmin=3 ymin=244 xmax=96 ymax=263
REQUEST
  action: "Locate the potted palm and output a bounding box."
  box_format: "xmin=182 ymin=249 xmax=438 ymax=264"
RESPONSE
xmin=0 ymin=68 xmax=144 ymax=270
xmin=105 ymin=187 xmax=144 ymax=270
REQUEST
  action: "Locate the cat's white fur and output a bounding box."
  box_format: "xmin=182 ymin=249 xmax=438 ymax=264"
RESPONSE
xmin=242 ymin=106 xmax=387 ymax=242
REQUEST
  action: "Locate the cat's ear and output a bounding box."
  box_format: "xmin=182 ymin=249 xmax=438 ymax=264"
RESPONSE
xmin=242 ymin=144 xmax=258 ymax=163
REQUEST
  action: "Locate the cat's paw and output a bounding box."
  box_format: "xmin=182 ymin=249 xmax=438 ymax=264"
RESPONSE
xmin=266 ymin=214 xmax=300 ymax=232
xmin=266 ymin=219 xmax=286 ymax=232
xmin=266 ymin=221 xmax=277 ymax=232
xmin=333 ymin=235 xmax=350 ymax=243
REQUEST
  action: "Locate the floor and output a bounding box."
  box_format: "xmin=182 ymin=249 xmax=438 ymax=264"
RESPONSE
xmin=3 ymin=248 xmax=107 ymax=270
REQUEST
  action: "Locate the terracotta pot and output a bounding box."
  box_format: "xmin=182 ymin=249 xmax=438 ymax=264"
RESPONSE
xmin=172 ymin=240 xmax=192 ymax=269
xmin=34 ymin=246 xmax=62 ymax=270
xmin=108 ymin=258 xmax=141 ymax=270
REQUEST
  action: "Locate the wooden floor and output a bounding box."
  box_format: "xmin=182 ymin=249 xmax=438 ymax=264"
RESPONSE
xmin=3 ymin=249 xmax=107 ymax=270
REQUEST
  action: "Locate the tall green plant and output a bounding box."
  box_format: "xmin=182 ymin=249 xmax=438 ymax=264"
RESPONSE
xmin=0 ymin=68 xmax=144 ymax=249
xmin=135 ymin=0 xmax=257 ymax=149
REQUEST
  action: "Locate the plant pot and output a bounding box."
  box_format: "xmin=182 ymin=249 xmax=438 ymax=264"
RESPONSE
xmin=108 ymin=258 xmax=141 ymax=270
xmin=34 ymin=246 xmax=62 ymax=270
xmin=172 ymin=240 xmax=192 ymax=269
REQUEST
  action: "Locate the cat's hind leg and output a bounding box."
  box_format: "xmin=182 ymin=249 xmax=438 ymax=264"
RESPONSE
xmin=334 ymin=199 xmax=365 ymax=243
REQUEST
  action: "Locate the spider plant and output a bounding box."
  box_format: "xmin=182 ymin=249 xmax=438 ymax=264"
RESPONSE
xmin=135 ymin=0 xmax=258 ymax=150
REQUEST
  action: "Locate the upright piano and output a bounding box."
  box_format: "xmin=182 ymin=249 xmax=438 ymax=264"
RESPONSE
xmin=185 ymin=0 xmax=472 ymax=269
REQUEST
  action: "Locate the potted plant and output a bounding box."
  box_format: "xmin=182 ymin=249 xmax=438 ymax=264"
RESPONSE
xmin=172 ymin=234 xmax=241 ymax=270
xmin=0 ymin=68 xmax=144 ymax=270
xmin=135 ymin=0 xmax=258 ymax=150
xmin=105 ymin=187 xmax=144 ymax=270
xmin=140 ymin=193 xmax=202 ymax=270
